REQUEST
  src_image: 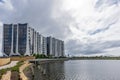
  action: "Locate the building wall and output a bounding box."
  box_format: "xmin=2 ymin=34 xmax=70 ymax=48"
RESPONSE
xmin=42 ymin=36 xmax=47 ymax=55
xmin=3 ymin=24 xmax=13 ymax=56
xmin=37 ymin=34 xmax=43 ymax=54
xmin=31 ymin=29 xmax=34 ymax=54
xmin=52 ymin=38 xmax=55 ymax=56
xmin=61 ymin=41 xmax=64 ymax=57
xmin=18 ymin=23 xmax=27 ymax=55
xmin=47 ymin=37 xmax=53 ymax=56
xmin=33 ymin=31 xmax=37 ymax=54
xmin=47 ymin=37 xmax=65 ymax=57
xmin=13 ymin=24 xmax=17 ymax=54
xmin=28 ymin=27 xmax=34 ymax=55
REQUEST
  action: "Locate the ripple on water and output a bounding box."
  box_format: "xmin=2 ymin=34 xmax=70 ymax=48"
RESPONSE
xmin=34 ymin=60 xmax=120 ymax=80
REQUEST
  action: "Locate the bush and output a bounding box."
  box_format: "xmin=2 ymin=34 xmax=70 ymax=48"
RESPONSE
xmin=33 ymin=54 xmax=48 ymax=59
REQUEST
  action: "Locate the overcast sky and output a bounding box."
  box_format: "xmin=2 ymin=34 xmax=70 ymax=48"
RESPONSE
xmin=0 ymin=0 xmax=120 ymax=56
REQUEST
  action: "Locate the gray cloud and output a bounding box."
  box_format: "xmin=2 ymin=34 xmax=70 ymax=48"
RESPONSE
xmin=95 ymin=0 xmax=120 ymax=8
xmin=89 ymin=20 xmax=118 ymax=35
xmin=0 ymin=0 xmax=4 ymax=3
xmin=0 ymin=0 xmax=120 ymax=56
xmin=67 ymin=40 xmax=120 ymax=55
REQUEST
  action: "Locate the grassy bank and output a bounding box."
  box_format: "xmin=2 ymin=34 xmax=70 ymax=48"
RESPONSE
xmin=0 ymin=61 xmax=23 ymax=79
xmin=23 ymin=64 xmax=34 ymax=80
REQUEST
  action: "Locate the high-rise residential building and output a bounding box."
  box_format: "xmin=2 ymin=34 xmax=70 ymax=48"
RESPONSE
xmin=3 ymin=23 xmax=33 ymax=56
xmin=61 ymin=41 xmax=64 ymax=57
xmin=3 ymin=23 xmax=64 ymax=57
xmin=47 ymin=37 xmax=53 ymax=56
xmin=3 ymin=24 xmax=14 ymax=56
xmin=18 ymin=23 xmax=30 ymax=56
xmin=47 ymin=36 xmax=64 ymax=57
xmin=42 ymin=36 xmax=47 ymax=55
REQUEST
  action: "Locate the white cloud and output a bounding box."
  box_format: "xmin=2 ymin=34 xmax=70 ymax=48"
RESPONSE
xmin=56 ymin=0 xmax=120 ymax=55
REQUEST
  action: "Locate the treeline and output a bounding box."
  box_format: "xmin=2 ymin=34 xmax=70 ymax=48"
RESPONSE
xmin=33 ymin=54 xmax=66 ymax=59
xmin=33 ymin=54 xmax=49 ymax=58
xmin=70 ymin=56 xmax=120 ymax=60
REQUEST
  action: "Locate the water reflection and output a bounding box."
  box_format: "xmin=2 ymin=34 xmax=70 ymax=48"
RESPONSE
xmin=34 ymin=60 xmax=120 ymax=80
xmin=34 ymin=61 xmax=65 ymax=80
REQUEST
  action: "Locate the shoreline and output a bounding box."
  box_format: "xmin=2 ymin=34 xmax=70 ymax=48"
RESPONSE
xmin=22 ymin=62 xmax=34 ymax=80
xmin=1 ymin=57 xmax=120 ymax=80
xmin=19 ymin=61 xmax=33 ymax=80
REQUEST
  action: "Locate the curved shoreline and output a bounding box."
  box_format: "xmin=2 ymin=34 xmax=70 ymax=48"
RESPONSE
xmin=0 ymin=58 xmax=69 ymax=80
xmin=19 ymin=61 xmax=32 ymax=80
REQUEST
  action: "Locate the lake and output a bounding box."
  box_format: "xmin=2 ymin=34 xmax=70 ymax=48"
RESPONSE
xmin=34 ymin=60 xmax=120 ymax=80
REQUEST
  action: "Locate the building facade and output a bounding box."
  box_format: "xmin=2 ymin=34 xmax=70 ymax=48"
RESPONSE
xmin=3 ymin=23 xmax=64 ymax=57
xmin=47 ymin=36 xmax=64 ymax=57
xmin=3 ymin=24 xmax=13 ymax=56
xmin=3 ymin=23 xmax=32 ymax=56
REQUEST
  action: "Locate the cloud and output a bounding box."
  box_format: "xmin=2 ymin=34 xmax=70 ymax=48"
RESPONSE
xmin=0 ymin=0 xmax=14 ymax=11
xmin=66 ymin=39 xmax=120 ymax=56
xmin=0 ymin=0 xmax=4 ymax=3
xmin=0 ymin=0 xmax=120 ymax=56
xmin=89 ymin=20 xmax=118 ymax=35
xmin=59 ymin=0 xmax=120 ymax=56
xmin=95 ymin=0 xmax=120 ymax=8
xmin=0 ymin=21 xmax=3 ymax=56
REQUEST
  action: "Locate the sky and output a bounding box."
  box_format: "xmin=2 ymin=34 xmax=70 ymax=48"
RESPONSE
xmin=0 ymin=0 xmax=120 ymax=56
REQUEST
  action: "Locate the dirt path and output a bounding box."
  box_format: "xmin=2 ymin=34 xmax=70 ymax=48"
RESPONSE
xmin=19 ymin=61 xmax=31 ymax=80
xmin=0 ymin=61 xmax=18 ymax=70
xmin=1 ymin=71 xmax=11 ymax=80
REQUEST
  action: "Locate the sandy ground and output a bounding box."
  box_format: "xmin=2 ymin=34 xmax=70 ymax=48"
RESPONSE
xmin=0 ymin=61 xmax=18 ymax=70
xmin=1 ymin=71 xmax=11 ymax=80
xmin=20 ymin=61 xmax=31 ymax=80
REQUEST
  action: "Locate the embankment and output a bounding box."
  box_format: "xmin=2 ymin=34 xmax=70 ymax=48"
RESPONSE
xmin=10 ymin=56 xmax=35 ymax=61
xmin=0 ymin=56 xmax=35 ymax=80
xmin=0 ymin=58 xmax=10 ymax=66
xmin=19 ymin=61 xmax=34 ymax=80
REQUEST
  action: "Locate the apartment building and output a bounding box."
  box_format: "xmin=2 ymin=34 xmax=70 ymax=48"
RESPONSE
xmin=3 ymin=23 xmax=64 ymax=57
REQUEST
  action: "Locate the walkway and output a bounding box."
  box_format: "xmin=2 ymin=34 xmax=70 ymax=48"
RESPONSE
xmin=0 ymin=61 xmax=18 ymax=70
xmin=1 ymin=71 xmax=11 ymax=80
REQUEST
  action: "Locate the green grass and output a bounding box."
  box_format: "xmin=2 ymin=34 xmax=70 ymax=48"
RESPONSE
xmin=0 ymin=61 xmax=23 ymax=79
xmin=11 ymin=61 xmax=23 ymax=72
xmin=23 ymin=67 xmax=29 ymax=72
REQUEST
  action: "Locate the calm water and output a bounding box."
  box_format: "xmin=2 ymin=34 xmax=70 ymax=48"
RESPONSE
xmin=34 ymin=60 xmax=120 ymax=80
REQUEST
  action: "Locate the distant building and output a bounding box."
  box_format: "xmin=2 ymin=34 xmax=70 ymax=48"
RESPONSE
xmin=3 ymin=23 xmax=64 ymax=57
xmin=42 ymin=36 xmax=47 ymax=55
xmin=47 ymin=37 xmax=52 ymax=56
xmin=47 ymin=36 xmax=64 ymax=57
